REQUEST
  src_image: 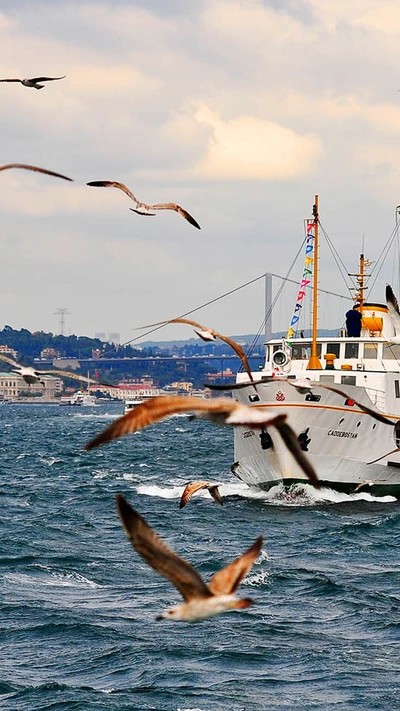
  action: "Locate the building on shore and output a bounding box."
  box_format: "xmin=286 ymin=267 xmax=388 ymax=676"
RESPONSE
xmin=0 ymin=372 xmax=64 ymax=401
xmin=0 ymin=345 xmax=18 ymax=361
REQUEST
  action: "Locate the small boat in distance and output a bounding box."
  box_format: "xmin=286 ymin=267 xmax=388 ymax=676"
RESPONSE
xmin=59 ymin=391 xmax=97 ymax=407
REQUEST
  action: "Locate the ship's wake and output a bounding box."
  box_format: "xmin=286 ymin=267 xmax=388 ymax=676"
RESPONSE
xmin=136 ymin=481 xmax=397 ymax=506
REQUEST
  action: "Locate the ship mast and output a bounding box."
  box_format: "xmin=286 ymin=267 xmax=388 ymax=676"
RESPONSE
xmin=307 ymin=195 xmax=322 ymax=370
xmin=348 ymin=254 xmax=371 ymax=308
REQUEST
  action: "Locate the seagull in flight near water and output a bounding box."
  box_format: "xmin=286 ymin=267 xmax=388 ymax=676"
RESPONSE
xmin=0 ymin=75 xmax=65 ymax=90
xmin=86 ymin=180 xmax=200 ymax=229
xmin=140 ymin=317 xmax=256 ymax=387
xmin=180 ymin=481 xmax=223 ymax=509
xmin=116 ymin=494 xmax=263 ymax=622
xmin=0 ymin=353 xmax=101 ymax=386
xmin=84 ymin=394 xmax=320 ymax=488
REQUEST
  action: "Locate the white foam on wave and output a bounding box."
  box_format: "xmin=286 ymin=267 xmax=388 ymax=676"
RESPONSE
xmin=137 ymin=484 xmax=183 ymax=499
xmin=5 ymin=568 xmax=101 ymax=589
xmin=38 ymin=456 xmax=61 ymax=467
xmin=134 ymin=480 xmax=396 ymax=506
xmin=73 ymin=412 xmax=120 ymax=420
xmin=243 ymin=569 xmax=270 ymax=587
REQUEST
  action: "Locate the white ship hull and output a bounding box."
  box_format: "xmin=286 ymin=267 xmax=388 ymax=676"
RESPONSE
xmin=232 ymin=338 xmax=400 ymax=498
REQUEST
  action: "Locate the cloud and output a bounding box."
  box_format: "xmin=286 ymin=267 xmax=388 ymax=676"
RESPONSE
xmin=190 ymin=104 xmax=322 ymax=180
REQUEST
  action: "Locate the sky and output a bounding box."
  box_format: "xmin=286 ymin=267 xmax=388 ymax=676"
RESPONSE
xmin=2 ymin=0 xmax=400 ymax=345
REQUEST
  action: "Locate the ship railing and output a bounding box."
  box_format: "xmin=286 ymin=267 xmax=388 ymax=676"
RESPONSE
xmin=365 ymin=388 xmax=386 ymax=410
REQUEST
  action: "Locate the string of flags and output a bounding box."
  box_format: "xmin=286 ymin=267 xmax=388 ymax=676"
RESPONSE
xmin=286 ymin=220 xmax=316 ymax=344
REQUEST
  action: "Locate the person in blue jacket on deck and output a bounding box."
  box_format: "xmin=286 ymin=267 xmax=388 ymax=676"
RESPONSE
xmin=346 ymin=304 xmax=362 ymax=337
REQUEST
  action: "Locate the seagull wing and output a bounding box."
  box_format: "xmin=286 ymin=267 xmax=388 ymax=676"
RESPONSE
xmin=87 ymin=180 xmax=138 ymax=203
xmin=273 ymin=421 xmax=320 ymax=488
xmin=180 ymin=481 xmax=210 ymax=508
xmin=116 ymin=494 xmax=212 ymax=601
xmin=150 ymin=203 xmax=201 ymax=229
xmin=214 ymin=333 xmax=255 ymax=385
xmin=208 ymin=485 xmax=223 ymax=506
xmin=204 ymin=378 xmax=268 ymax=390
xmin=315 ymin=383 xmax=394 ymax=426
xmin=31 ymin=76 xmax=66 ymax=82
xmin=0 ymin=163 xmax=73 ymax=181
xmin=84 ymin=395 xmax=236 ymax=450
xmin=208 ymin=535 xmax=263 ymax=595
xmin=0 ymin=78 xmax=22 ymax=83
xmin=0 ymin=353 xmax=20 ymax=367
xmin=140 ymin=317 xmax=214 ymax=335
xmin=129 ymin=207 xmax=156 ymax=216
xmin=386 ymin=284 xmax=400 ymax=335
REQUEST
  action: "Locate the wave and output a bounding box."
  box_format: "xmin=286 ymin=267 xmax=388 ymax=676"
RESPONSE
xmin=135 ymin=481 xmax=397 ymax=506
xmin=4 ymin=567 xmax=101 ymax=589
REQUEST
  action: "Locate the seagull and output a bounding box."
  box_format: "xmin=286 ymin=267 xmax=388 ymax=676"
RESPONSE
xmin=116 ymin=494 xmax=262 ymax=622
xmin=84 ymin=394 xmax=320 ymax=488
xmin=353 ymin=479 xmax=376 ymax=493
xmin=386 ymin=284 xmax=400 ymax=344
xmin=141 ymin=317 xmax=256 ymax=387
xmin=0 ymin=353 xmax=103 ymax=386
xmin=0 ymin=75 xmax=66 ymax=90
xmin=206 ymin=376 xmax=394 ymax=427
xmin=0 ymin=163 xmax=72 ymax=181
xmin=180 ymin=481 xmax=223 ymax=509
xmin=86 ymin=180 xmax=200 ymax=229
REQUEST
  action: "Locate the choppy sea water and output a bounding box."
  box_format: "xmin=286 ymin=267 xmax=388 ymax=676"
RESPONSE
xmin=0 ymin=403 xmax=399 ymax=711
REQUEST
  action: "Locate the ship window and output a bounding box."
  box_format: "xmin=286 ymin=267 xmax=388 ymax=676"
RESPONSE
xmin=345 ymin=343 xmax=359 ymax=359
xmin=319 ymin=375 xmax=335 ymax=383
xmin=383 ymin=344 xmax=400 ymax=360
xmin=363 ymin=343 xmax=379 ymax=359
xmin=395 ymin=380 xmax=400 ymax=398
xmin=356 ymin=421 xmax=361 ymax=427
xmin=341 ymin=375 xmax=356 ymax=386
xmin=291 ymin=342 xmax=321 ymax=360
xmin=249 ymin=394 xmax=260 ymax=402
xmin=326 ymin=343 xmax=340 ymax=358
xmin=338 ymin=417 xmax=345 ymax=425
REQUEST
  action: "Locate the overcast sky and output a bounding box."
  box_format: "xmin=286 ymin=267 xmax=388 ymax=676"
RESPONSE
xmin=2 ymin=0 xmax=400 ymax=345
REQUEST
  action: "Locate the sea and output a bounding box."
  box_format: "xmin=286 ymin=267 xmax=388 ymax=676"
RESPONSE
xmin=1 ymin=403 xmax=399 ymax=711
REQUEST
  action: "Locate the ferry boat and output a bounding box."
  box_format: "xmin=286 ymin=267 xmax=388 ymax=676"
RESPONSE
xmin=59 ymin=391 xmax=97 ymax=406
xmin=232 ymin=196 xmax=400 ymax=497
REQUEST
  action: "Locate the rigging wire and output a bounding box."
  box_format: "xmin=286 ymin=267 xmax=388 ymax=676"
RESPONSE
xmin=368 ymin=222 xmax=399 ymax=298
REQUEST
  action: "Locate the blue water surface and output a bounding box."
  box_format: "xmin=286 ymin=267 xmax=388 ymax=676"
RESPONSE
xmin=0 ymin=403 xmax=399 ymax=711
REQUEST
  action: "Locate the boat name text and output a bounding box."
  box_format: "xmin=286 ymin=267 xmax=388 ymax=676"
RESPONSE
xmin=327 ymin=429 xmax=358 ymax=439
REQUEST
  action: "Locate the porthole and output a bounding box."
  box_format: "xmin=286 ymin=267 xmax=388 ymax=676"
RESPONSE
xmin=338 ymin=417 xmax=345 ymax=425
xmin=356 ymin=421 xmax=361 ymax=427
xmin=372 ymin=423 xmax=377 ymax=430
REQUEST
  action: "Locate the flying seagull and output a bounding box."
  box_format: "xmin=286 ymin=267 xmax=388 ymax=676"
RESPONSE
xmin=0 ymin=353 xmax=102 ymax=386
xmin=353 ymin=479 xmax=376 ymax=493
xmin=84 ymin=394 xmax=320 ymax=488
xmin=86 ymin=180 xmax=200 ymax=229
xmin=206 ymin=376 xmax=394 ymax=427
xmin=0 ymin=163 xmax=72 ymax=182
xmin=0 ymin=75 xmax=66 ymax=90
xmin=141 ymin=317 xmax=255 ymax=386
xmin=116 ymin=494 xmax=262 ymax=622
xmin=180 ymin=481 xmax=223 ymax=509
xmin=386 ymin=284 xmax=400 ymax=344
